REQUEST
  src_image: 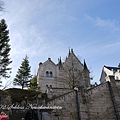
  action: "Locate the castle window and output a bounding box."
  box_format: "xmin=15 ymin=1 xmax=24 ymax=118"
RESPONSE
xmin=50 ymin=71 xmax=53 ymax=77
xmin=46 ymin=71 xmax=49 ymax=77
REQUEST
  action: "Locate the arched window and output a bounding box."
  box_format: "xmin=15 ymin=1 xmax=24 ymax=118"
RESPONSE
xmin=46 ymin=71 xmax=49 ymax=77
xmin=50 ymin=71 xmax=53 ymax=77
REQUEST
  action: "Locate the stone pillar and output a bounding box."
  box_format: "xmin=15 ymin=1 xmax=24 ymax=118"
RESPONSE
xmin=108 ymin=75 xmax=120 ymax=120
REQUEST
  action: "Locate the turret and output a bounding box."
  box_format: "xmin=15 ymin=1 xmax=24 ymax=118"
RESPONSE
xmin=68 ymin=48 xmax=71 ymax=57
xmin=58 ymin=57 xmax=63 ymax=70
xmin=84 ymin=59 xmax=88 ymax=70
xmin=83 ymin=59 xmax=90 ymax=88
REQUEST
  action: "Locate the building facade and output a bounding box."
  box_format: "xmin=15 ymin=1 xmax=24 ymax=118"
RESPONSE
xmin=37 ymin=50 xmax=120 ymax=120
xmin=100 ymin=65 xmax=120 ymax=83
xmin=37 ymin=49 xmax=90 ymax=94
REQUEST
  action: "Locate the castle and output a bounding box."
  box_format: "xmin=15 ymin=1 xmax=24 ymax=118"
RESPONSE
xmin=37 ymin=49 xmax=90 ymax=94
xmin=37 ymin=49 xmax=120 ymax=120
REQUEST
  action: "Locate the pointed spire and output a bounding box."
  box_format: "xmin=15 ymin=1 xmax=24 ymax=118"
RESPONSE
xmin=68 ymin=48 xmax=71 ymax=57
xmin=71 ymin=48 xmax=73 ymax=53
xmin=84 ymin=59 xmax=88 ymax=70
xmin=59 ymin=57 xmax=62 ymax=64
xmin=58 ymin=57 xmax=63 ymax=69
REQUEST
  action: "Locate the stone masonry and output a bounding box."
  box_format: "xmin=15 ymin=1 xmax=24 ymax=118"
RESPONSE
xmin=37 ymin=49 xmax=120 ymax=120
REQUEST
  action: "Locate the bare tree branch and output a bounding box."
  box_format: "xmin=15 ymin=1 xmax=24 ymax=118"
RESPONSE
xmin=2 ymin=79 xmax=13 ymax=90
xmin=0 ymin=0 xmax=5 ymax=12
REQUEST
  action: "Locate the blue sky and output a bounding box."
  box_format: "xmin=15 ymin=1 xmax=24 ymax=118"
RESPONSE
xmin=1 ymin=0 xmax=120 ymax=87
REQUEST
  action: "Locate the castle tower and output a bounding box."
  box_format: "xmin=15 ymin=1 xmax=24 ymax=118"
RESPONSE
xmin=37 ymin=49 xmax=91 ymax=93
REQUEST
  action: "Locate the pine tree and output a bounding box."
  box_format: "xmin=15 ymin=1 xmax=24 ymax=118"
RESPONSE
xmin=13 ymin=55 xmax=32 ymax=89
xmin=0 ymin=19 xmax=12 ymax=79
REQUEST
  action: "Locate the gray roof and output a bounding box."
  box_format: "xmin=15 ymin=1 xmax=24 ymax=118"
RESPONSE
xmin=104 ymin=65 xmax=120 ymax=71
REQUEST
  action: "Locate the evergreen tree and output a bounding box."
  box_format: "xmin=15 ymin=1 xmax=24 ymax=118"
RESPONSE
xmin=0 ymin=19 xmax=12 ymax=79
xmin=13 ymin=55 xmax=32 ymax=89
xmin=29 ymin=75 xmax=38 ymax=90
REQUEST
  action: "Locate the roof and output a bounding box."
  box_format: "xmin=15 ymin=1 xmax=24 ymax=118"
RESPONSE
xmin=65 ymin=48 xmax=83 ymax=67
xmin=43 ymin=58 xmax=56 ymax=66
xmin=104 ymin=65 xmax=120 ymax=71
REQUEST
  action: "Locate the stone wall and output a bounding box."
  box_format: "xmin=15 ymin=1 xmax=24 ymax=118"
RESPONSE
xmin=84 ymin=76 xmax=120 ymax=120
xmin=47 ymin=90 xmax=78 ymax=120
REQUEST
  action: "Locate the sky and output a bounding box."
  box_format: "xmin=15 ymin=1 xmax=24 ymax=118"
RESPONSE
xmin=1 ymin=0 xmax=120 ymax=88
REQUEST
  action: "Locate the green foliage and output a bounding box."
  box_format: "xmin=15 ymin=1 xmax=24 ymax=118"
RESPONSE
xmin=5 ymin=88 xmax=40 ymax=103
xmin=0 ymin=19 xmax=12 ymax=79
xmin=0 ymin=88 xmax=40 ymax=104
xmin=13 ymin=55 xmax=32 ymax=89
xmin=29 ymin=75 xmax=38 ymax=90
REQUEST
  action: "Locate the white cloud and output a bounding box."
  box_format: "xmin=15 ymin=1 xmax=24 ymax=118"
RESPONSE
xmin=85 ymin=15 xmax=120 ymax=32
xmin=103 ymin=42 xmax=120 ymax=49
xmin=1 ymin=0 xmax=120 ymax=85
